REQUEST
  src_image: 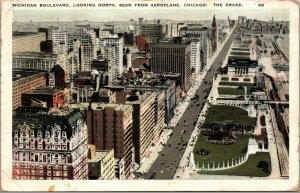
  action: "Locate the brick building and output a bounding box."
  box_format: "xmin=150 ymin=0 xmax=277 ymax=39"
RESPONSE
xmin=21 ymin=87 xmax=64 ymax=108
xmin=86 ymin=103 xmax=133 ymax=178
xmin=13 ymin=69 xmax=47 ymax=109
xmin=135 ymin=35 xmax=149 ymax=51
xmin=50 ymin=64 xmax=66 ymax=88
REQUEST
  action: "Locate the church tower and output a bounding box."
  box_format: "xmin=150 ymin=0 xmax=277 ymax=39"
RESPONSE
xmin=211 ymin=15 xmax=218 ymax=54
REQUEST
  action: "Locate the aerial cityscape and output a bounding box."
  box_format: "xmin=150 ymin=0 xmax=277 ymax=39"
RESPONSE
xmin=11 ymin=10 xmax=289 ymax=181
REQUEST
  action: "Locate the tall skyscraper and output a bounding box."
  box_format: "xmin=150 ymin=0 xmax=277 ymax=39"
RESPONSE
xmin=103 ymin=34 xmax=124 ymax=77
xmin=140 ymin=24 xmax=163 ymax=43
xmin=150 ymin=43 xmax=192 ymax=91
xmin=67 ymin=31 xmax=96 ymax=71
xmin=190 ymin=41 xmax=201 ymax=74
xmin=52 ymin=30 xmax=67 ymax=54
xmin=180 ymin=24 xmax=210 ymax=68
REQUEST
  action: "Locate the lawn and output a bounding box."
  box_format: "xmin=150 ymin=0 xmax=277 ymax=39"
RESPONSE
xmin=193 ymin=134 xmax=250 ymax=165
xmin=219 ymin=82 xmax=254 ymax=95
xmin=200 ymin=152 xmax=271 ymax=177
xmin=218 ymin=87 xmax=245 ymax=95
xmin=203 ymin=105 xmax=257 ymax=127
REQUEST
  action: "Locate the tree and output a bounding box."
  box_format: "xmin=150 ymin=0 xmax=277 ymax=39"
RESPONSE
xmin=257 ymin=161 xmax=269 ymax=173
xmin=256 ymin=38 xmax=262 ymax=46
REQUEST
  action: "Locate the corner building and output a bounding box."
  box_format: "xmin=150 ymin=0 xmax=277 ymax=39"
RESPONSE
xmin=12 ymin=108 xmax=88 ymax=180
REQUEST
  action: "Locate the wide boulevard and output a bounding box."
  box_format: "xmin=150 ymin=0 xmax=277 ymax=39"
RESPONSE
xmin=143 ymin=27 xmax=237 ymax=179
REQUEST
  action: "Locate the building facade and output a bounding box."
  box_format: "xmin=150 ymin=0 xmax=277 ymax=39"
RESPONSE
xmin=13 ymin=52 xmax=58 ymax=71
xmin=150 ymin=43 xmax=192 ymax=91
xmin=190 ymin=41 xmax=202 ymax=74
xmin=67 ymin=31 xmax=97 ymax=71
xmin=13 ymin=32 xmax=46 ymax=53
xmin=125 ymin=92 xmax=156 ymax=164
xmin=52 ymin=30 xmax=67 ymax=54
xmin=86 ymin=103 xmax=133 ymax=178
xmin=103 ymin=35 xmax=124 ymax=77
xmin=21 ymin=87 xmax=65 ymax=108
xmin=12 ymin=108 xmax=88 ymax=180
xmin=227 ymin=47 xmax=259 ymax=78
xmin=180 ymin=25 xmax=210 ymax=68
xmin=140 ymin=24 xmax=163 ymax=43
xmin=88 ymin=147 xmax=115 ymax=180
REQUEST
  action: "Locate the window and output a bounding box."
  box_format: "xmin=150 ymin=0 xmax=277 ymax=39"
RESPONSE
xmin=14 ymin=169 xmax=19 ymax=174
xmin=30 ymin=130 xmax=34 ymax=137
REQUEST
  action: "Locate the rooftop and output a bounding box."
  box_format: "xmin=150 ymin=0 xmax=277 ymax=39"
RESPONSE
xmin=13 ymin=52 xmax=58 ymax=59
xmin=13 ymin=32 xmax=42 ymax=38
xmin=13 ymin=108 xmax=84 ymax=138
xmin=23 ymin=86 xmax=63 ymax=95
xmin=125 ymin=91 xmax=155 ymax=105
xmin=13 ymin=68 xmax=47 ymax=82
xmin=151 ymin=42 xmax=191 ymax=47
xmin=90 ymin=103 xmax=132 ymax=112
xmin=89 ymin=150 xmax=113 ymax=163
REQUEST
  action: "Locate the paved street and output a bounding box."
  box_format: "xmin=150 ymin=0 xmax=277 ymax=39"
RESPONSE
xmin=143 ymin=26 xmax=237 ymax=179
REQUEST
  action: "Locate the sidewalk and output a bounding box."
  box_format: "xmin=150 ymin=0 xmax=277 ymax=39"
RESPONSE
xmin=136 ymin=128 xmax=173 ymax=174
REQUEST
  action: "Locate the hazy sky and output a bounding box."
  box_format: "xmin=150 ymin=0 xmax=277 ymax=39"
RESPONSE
xmin=13 ymin=8 xmax=289 ymax=22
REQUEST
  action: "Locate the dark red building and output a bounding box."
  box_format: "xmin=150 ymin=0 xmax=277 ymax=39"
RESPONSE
xmin=50 ymin=64 xmax=65 ymax=88
xmin=135 ymin=35 xmax=149 ymax=51
xmin=21 ymin=87 xmax=64 ymax=108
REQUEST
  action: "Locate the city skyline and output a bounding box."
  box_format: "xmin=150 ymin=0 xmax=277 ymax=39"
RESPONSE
xmin=13 ymin=8 xmax=289 ymax=22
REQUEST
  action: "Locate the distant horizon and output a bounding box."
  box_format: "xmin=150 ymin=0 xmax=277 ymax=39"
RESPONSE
xmin=13 ymin=9 xmax=289 ymax=23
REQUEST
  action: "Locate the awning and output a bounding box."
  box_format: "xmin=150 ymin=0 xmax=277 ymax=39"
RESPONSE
xmin=144 ymin=151 xmax=151 ymax=158
xmin=128 ymin=175 xmax=135 ymax=180
xmin=153 ymin=136 xmax=160 ymax=143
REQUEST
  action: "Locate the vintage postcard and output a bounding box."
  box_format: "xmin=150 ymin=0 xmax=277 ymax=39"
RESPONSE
xmin=1 ymin=0 xmax=299 ymax=191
